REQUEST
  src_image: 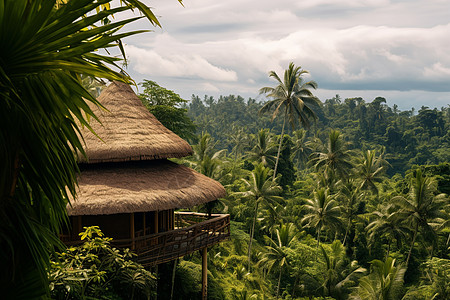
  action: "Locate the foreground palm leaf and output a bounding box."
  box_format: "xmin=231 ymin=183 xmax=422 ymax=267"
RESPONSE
xmin=0 ymin=0 xmax=151 ymax=296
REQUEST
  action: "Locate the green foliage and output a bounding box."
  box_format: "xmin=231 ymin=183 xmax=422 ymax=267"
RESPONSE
xmin=48 ymin=226 xmax=156 ymax=299
xmin=403 ymin=257 xmax=450 ymax=300
xmin=183 ymin=91 xmax=449 ymax=299
xmin=237 ymin=163 xmax=283 ymax=269
xmin=391 ymin=169 xmax=449 ymax=265
xmin=0 ymin=0 xmax=154 ymax=296
xmin=318 ymin=241 xmax=366 ymax=299
xmin=350 ymin=257 xmax=406 ymax=300
xmin=187 ymin=94 xmax=449 ymax=176
xmin=139 ymin=80 xmax=196 ymax=141
xmin=302 ymin=188 xmax=342 ymax=245
xmin=310 ymin=129 xmax=354 ymax=180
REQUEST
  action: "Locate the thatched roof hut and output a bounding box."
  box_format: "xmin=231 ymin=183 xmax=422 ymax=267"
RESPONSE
xmin=63 ymin=81 xmax=230 ymax=283
xmin=69 ymin=81 xmax=226 ymax=216
xmin=77 ymin=81 xmax=192 ymax=164
xmin=69 ymin=160 xmax=226 ymax=215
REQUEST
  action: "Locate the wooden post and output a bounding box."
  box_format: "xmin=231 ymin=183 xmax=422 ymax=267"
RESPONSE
xmin=77 ymin=216 xmax=82 ymax=235
xmin=143 ymin=212 xmax=146 ymax=236
xmin=201 ymin=247 xmax=208 ymax=300
xmin=154 ymin=210 xmax=159 ymax=233
xmin=130 ymin=213 xmax=135 ymax=250
xmin=152 ymin=211 xmax=159 ymax=246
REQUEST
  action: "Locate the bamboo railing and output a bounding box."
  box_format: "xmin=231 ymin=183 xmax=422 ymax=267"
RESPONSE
xmin=62 ymin=212 xmax=230 ymax=267
xmin=135 ymin=212 xmax=230 ymax=267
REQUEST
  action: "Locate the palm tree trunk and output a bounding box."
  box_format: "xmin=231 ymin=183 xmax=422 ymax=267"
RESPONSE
xmin=292 ymin=274 xmax=299 ymax=297
xmin=248 ymin=201 xmax=259 ymax=271
xmin=317 ymin=227 xmax=321 ymax=248
xmin=273 ymin=114 xmax=286 ymax=180
xmin=343 ymin=219 xmax=351 ymax=245
xmin=170 ymin=259 xmax=177 ymax=300
xmin=276 ymin=267 xmax=282 ymax=299
xmin=7 ymin=151 xmax=20 ymax=198
xmin=406 ymin=223 xmax=418 ymax=266
xmin=386 ymin=239 xmax=391 ymax=259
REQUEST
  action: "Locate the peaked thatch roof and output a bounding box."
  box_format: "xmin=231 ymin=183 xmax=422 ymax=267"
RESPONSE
xmin=69 ymin=160 xmax=226 ymax=215
xmin=78 ymin=81 xmax=192 ymax=163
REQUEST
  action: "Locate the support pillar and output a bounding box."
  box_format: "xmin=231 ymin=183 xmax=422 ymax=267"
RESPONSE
xmin=130 ymin=213 xmax=135 ymax=250
xmin=202 ymin=247 xmax=208 ymax=300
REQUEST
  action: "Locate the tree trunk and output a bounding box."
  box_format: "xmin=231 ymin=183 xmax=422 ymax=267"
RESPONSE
xmin=406 ymin=223 xmax=418 ymax=266
xmin=292 ymin=274 xmax=299 ymax=297
xmin=386 ymin=239 xmax=391 ymax=259
xmin=170 ymin=259 xmax=177 ymax=300
xmin=248 ymin=201 xmax=259 ymax=271
xmin=273 ymin=114 xmax=286 ymax=180
xmin=317 ymin=227 xmax=321 ymax=248
xmin=343 ymin=219 xmax=351 ymax=246
xmin=276 ymin=267 xmax=282 ymax=299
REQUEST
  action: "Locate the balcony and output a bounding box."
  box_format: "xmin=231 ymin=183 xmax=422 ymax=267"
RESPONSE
xmin=62 ymin=212 xmax=231 ymax=267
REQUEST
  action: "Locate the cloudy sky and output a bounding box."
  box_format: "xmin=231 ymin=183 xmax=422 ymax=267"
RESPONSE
xmin=120 ymin=0 xmax=450 ymax=110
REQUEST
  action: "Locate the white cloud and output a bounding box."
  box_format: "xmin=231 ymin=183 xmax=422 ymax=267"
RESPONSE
xmin=199 ymin=82 xmax=220 ymax=92
xmin=119 ymin=0 xmax=450 ymax=108
xmin=424 ymin=62 xmax=450 ymax=78
xmin=126 ymin=44 xmax=237 ymax=82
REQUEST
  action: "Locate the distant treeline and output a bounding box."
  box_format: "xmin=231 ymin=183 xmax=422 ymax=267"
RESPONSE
xmin=186 ymin=94 xmax=449 ymax=175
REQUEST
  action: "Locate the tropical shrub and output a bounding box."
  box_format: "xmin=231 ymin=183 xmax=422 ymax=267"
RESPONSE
xmin=48 ymin=226 xmax=156 ymax=300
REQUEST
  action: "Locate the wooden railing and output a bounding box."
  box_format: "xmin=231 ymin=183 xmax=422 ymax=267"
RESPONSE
xmin=62 ymin=212 xmax=230 ymax=267
xmin=135 ymin=212 xmax=230 ymax=267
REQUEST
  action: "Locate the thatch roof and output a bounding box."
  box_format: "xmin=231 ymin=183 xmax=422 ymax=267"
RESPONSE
xmin=78 ymin=81 xmax=192 ymax=163
xmin=68 ymin=160 xmax=226 ymax=215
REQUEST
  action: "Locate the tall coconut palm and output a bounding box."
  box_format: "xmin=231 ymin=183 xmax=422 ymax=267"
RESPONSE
xmin=238 ymin=163 xmax=283 ymax=270
xmin=310 ymin=130 xmax=354 ymax=180
xmin=259 ymin=62 xmax=321 ymax=179
xmin=0 ymin=0 xmax=163 ymax=296
xmin=339 ymin=181 xmax=364 ymax=246
xmin=258 ymin=222 xmax=297 ymax=298
xmin=366 ymin=206 xmax=411 ymax=257
xmin=356 ymin=149 xmax=389 ymax=194
xmin=260 ymin=204 xmax=286 ymax=240
xmin=302 ymin=188 xmax=343 ymax=246
xmin=190 ymin=133 xmax=227 ymax=216
xmin=391 ymin=170 xmax=448 ymax=266
xmin=291 ymin=129 xmax=313 ymax=170
xmin=247 ymin=129 xmax=277 ymax=167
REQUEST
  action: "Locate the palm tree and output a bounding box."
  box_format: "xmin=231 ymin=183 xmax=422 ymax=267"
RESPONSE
xmin=258 ymin=223 xmax=297 ymax=298
xmin=246 ymin=129 xmax=277 ymax=167
xmin=391 ymin=170 xmax=448 ymax=266
xmin=238 ymin=163 xmax=283 ymax=270
xmin=310 ymin=130 xmax=354 ymax=180
xmin=259 ymin=62 xmax=321 ymax=179
xmin=260 ymin=204 xmax=286 ymax=240
xmin=350 ymin=257 xmax=406 ymax=300
xmin=0 ymin=0 xmax=161 ymax=296
xmin=366 ymin=206 xmax=411 ymax=257
xmin=302 ymin=188 xmax=343 ymax=246
xmin=291 ymin=129 xmax=313 ymax=170
xmin=191 ymin=132 xmax=226 ymax=164
xmin=319 ymin=241 xmax=366 ymax=299
xmin=339 ymin=181 xmax=364 ymax=246
xmin=190 ymin=133 xmax=227 ymax=216
xmin=356 ymin=149 xmax=389 ymax=194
